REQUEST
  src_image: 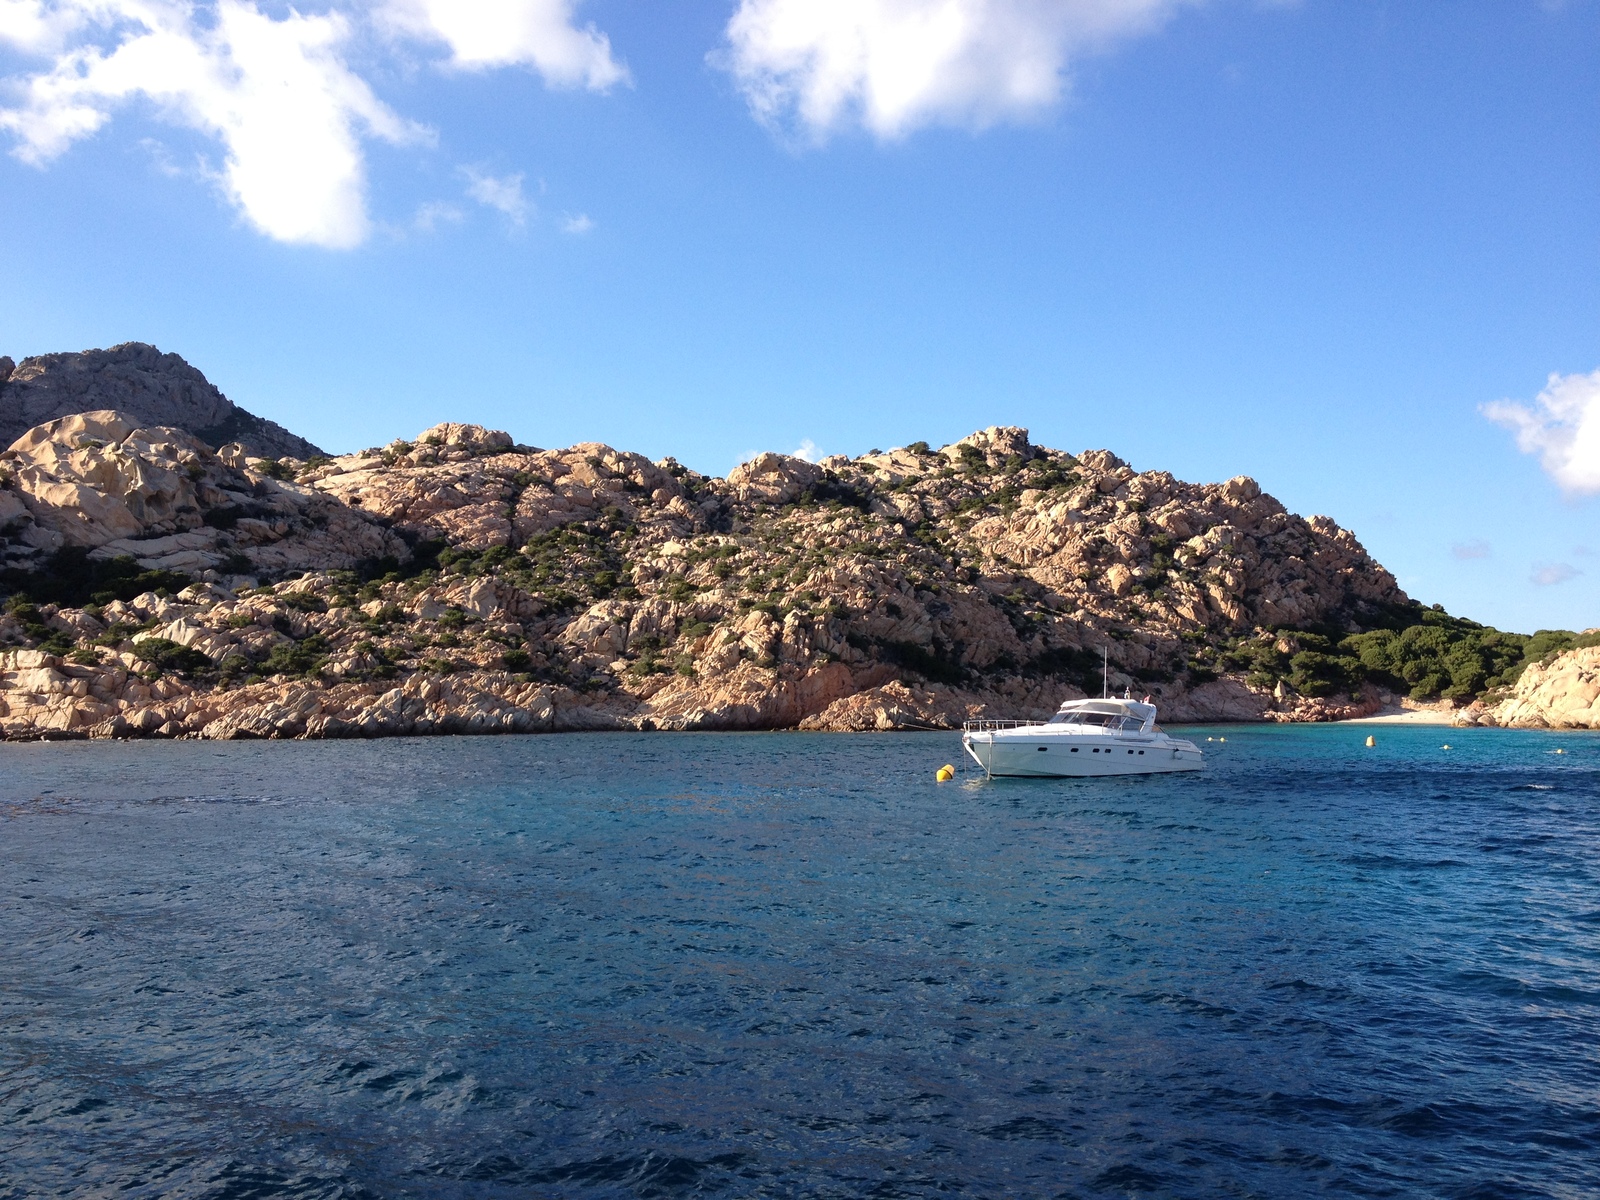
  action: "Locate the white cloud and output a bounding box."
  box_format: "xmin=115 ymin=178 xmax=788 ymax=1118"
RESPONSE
xmin=138 ymin=135 xmax=184 ymax=177
xmin=0 ymin=0 xmax=622 ymax=247
xmin=413 ymin=199 xmax=463 ymax=231
xmin=1531 ymin=562 xmax=1581 ymax=587
xmin=0 ymin=0 xmax=427 ymax=247
xmin=1483 ymin=369 xmax=1600 ymax=495
xmin=379 ymin=0 xmax=627 ymax=88
xmin=560 ymin=211 xmax=594 ymax=234
xmin=720 ymin=0 xmax=1196 ymax=140
xmin=463 ymin=166 xmax=530 ymax=225
xmin=1451 ymin=540 xmax=1491 ymax=561
xmin=0 ymin=0 xmax=83 ymax=53
xmin=791 ymin=438 xmax=822 ymax=462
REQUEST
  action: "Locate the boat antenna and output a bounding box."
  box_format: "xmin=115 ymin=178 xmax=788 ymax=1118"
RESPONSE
xmin=1101 ymin=646 xmax=1108 ymax=699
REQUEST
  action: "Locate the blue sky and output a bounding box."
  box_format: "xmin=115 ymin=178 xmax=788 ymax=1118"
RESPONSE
xmin=1 ymin=0 xmax=1596 ymax=634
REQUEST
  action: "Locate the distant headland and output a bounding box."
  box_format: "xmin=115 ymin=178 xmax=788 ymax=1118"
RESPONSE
xmin=0 ymin=344 xmax=1594 ymax=739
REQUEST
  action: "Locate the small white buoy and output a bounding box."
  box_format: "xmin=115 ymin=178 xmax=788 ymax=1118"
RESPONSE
xmin=1219 ymin=737 xmax=1226 ymax=743
xmin=1555 ymin=748 xmax=1566 ymax=756
xmin=1441 ymin=744 xmax=1451 ymax=751
xmin=1365 ymin=735 xmax=1376 ymax=748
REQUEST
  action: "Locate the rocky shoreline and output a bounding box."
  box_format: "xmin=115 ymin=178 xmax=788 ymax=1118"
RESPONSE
xmin=0 ymin=346 xmax=1591 ymax=740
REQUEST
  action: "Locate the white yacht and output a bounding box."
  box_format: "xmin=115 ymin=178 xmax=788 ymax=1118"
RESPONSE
xmin=961 ymin=696 xmax=1204 ymax=778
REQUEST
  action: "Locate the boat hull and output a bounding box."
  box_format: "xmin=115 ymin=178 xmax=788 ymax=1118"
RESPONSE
xmin=962 ymin=733 xmax=1203 ymax=778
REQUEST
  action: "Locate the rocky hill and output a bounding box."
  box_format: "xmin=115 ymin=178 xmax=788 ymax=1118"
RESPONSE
xmin=0 ymin=400 xmax=1580 ymax=739
xmin=0 ymin=344 xmax=323 ymax=461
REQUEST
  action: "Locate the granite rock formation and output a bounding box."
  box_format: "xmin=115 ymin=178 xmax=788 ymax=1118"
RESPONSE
xmin=0 ymin=410 xmax=403 ymax=576
xmin=0 ymin=410 xmax=1417 ymax=739
xmin=0 ymin=344 xmax=323 ymax=461
xmin=1486 ymin=645 xmax=1600 ymax=729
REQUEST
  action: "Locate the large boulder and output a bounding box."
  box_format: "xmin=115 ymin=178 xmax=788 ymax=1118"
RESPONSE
xmin=943 ymin=425 xmax=1038 ymax=467
xmin=1492 ymin=645 xmax=1600 ymax=728
xmin=416 ymin=423 xmax=514 ymax=453
xmin=2 ymin=412 xmax=225 ymax=549
xmin=727 ymin=452 xmax=824 ymax=504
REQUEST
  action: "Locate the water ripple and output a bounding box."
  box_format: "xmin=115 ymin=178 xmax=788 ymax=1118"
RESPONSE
xmin=1 ymin=725 xmax=1597 ymax=1197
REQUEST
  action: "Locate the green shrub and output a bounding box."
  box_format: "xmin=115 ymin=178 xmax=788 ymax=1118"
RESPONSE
xmin=259 ymin=637 xmax=328 ymax=678
xmin=0 ymin=548 xmax=191 ymax=609
xmin=36 ymin=629 xmax=74 ymax=655
xmin=1287 ymin=650 xmax=1364 ymax=697
xmin=1339 ymin=615 xmax=1527 ymax=699
xmin=134 ymin=638 xmax=212 ymax=676
xmin=254 ymin=458 xmax=295 ymax=481
xmin=217 ymin=654 xmax=251 ymax=684
xmin=880 ymin=639 xmax=964 ymax=685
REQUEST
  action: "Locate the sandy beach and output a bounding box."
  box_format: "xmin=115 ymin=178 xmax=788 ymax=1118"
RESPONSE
xmin=1341 ymin=705 xmax=1465 ymax=726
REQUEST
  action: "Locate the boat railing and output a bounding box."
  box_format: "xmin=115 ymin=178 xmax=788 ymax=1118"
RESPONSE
xmin=962 ymin=718 xmax=1044 ymax=733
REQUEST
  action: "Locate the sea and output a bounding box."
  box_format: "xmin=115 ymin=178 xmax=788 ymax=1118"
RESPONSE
xmin=1 ymin=726 xmax=1597 ymax=1199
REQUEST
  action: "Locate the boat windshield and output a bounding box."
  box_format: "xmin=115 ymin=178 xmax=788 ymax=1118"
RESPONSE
xmin=1047 ymin=711 xmax=1146 ymax=732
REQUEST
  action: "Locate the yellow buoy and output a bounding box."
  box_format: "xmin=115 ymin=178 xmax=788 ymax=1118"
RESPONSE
xmin=1219 ymin=737 xmax=1226 ymax=743
xmin=1441 ymin=744 xmax=1451 ymax=750
xmin=1365 ymin=735 xmax=1376 ymax=748
xmin=1555 ymin=748 xmax=1566 ymax=755
xmin=936 ymin=765 xmax=954 ymax=782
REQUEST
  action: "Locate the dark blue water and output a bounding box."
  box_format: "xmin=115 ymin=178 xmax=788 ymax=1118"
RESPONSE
xmin=2 ymin=727 xmax=1598 ymax=1199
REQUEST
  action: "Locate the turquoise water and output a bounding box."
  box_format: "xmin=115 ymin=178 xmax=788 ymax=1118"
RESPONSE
xmin=1 ymin=726 xmax=1597 ymax=1198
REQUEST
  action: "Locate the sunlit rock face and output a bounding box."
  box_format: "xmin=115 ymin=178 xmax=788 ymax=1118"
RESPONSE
xmin=1490 ymin=646 xmax=1600 ymax=729
xmin=0 ymin=410 xmax=403 ymax=577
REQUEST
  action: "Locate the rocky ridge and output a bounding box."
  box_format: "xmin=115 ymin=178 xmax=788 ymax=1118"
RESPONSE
xmin=0 ymin=344 xmax=323 ymax=461
xmin=0 ymin=407 xmax=1449 ymax=739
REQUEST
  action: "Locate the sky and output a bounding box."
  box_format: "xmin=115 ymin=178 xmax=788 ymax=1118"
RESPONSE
xmin=0 ymin=0 xmax=1596 ymax=635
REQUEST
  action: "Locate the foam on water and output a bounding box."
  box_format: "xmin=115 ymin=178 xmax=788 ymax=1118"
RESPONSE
xmin=1 ymin=726 xmax=1597 ymax=1198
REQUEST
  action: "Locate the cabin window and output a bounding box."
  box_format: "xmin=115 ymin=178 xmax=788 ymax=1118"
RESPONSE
xmin=1048 ymin=711 xmax=1146 ymax=733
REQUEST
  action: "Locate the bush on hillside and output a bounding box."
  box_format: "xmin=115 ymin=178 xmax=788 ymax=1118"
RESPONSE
xmin=133 ymin=638 xmax=212 ymax=676
xmin=1 ymin=548 xmax=191 ymax=608
xmin=1341 ymin=614 xmax=1529 ymax=700
xmin=1223 ymin=608 xmax=1600 ymax=702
